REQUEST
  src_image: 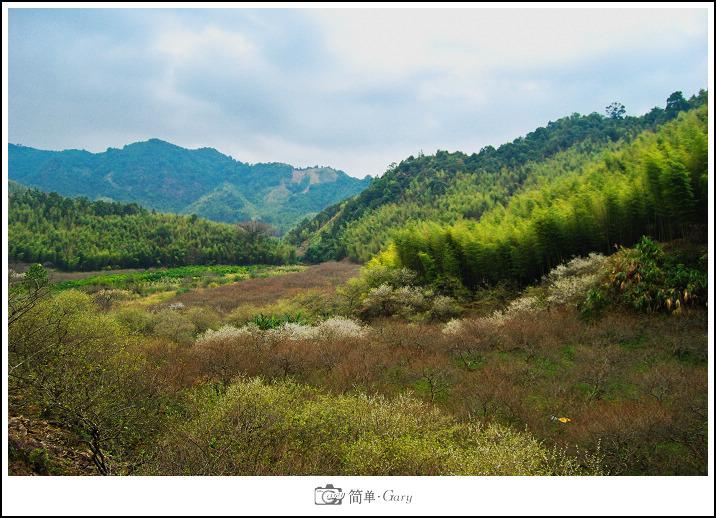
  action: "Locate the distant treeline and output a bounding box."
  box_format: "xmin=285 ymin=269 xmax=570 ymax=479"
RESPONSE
xmin=8 ymin=190 xmax=296 ymax=270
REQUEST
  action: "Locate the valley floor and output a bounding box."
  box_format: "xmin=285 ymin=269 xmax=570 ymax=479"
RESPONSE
xmin=8 ymin=254 xmax=708 ymax=476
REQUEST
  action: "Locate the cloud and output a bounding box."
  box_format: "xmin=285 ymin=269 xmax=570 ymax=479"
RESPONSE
xmin=8 ymin=7 xmax=708 ymax=178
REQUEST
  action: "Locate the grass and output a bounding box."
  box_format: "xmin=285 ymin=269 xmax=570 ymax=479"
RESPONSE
xmin=53 ymin=264 xmax=306 ymax=296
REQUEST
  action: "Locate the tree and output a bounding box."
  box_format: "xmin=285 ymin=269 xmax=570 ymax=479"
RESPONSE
xmin=8 ymin=264 xmax=49 ymax=328
xmin=666 ymin=91 xmax=688 ymax=114
xmin=9 ymin=291 xmax=164 ymax=474
xmin=236 ymin=220 xmax=278 ymax=238
xmin=606 ymin=102 xmax=626 ymax=119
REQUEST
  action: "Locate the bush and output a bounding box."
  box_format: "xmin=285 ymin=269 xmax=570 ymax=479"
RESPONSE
xmin=583 ymin=237 xmax=707 ymax=315
xmin=185 ymin=306 xmax=221 ymax=334
xmin=339 ymin=266 xmax=418 ymax=312
xmin=357 ymin=283 xmax=461 ymax=322
xmin=152 ymin=309 xmax=196 ymax=345
xmin=543 ymin=253 xmax=607 ymax=307
xmin=359 ymin=284 xmax=428 ymax=319
xmin=267 ymin=317 xmax=368 ymax=341
xmin=248 ymin=313 xmax=308 ymax=330
xmin=285 ymin=290 xmax=343 ymax=321
xmin=147 ymin=377 xmax=592 ymax=475
xmin=92 ymin=289 xmax=135 ymax=311
xmin=195 ymin=324 xmax=258 ymax=346
xmin=429 ymin=295 xmax=463 ymax=321
xmin=115 ymin=306 xmax=156 ymax=335
xmin=28 ymin=448 xmax=51 ymax=475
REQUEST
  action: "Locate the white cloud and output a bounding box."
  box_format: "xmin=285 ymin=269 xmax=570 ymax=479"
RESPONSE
xmin=310 ymin=8 xmax=706 ymax=77
xmin=154 ymin=25 xmax=256 ymax=63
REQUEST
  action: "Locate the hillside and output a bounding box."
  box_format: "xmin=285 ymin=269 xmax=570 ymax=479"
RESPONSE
xmin=385 ymin=104 xmax=708 ymax=291
xmin=8 ymin=139 xmax=372 ymax=232
xmin=288 ymin=91 xmax=706 ymax=262
xmin=8 ymin=189 xmax=295 ymax=270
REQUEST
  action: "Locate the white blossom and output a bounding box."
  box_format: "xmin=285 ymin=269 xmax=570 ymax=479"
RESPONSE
xmin=195 ymin=324 xmax=257 ymax=345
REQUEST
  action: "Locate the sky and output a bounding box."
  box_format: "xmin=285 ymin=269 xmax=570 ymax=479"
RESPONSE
xmin=8 ymin=7 xmax=709 ymax=178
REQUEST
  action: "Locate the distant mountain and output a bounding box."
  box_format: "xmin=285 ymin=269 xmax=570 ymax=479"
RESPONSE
xmin=8 ymin=139 xmax=371 ymax=232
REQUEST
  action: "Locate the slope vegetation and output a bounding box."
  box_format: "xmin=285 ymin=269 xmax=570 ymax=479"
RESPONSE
xmin=289 ymin=91 xmax=706 ymax=262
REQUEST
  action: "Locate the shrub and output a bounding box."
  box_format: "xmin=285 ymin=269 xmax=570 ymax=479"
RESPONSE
xmin=226 ymin=304 xmax=263 ymax=326
xmin=317 ymin=316 xmax=367 ymax=339
xmin=248 ymin=313 xmax=308 ymax=330
xmin=428 ymin=295 xmax=463 ymax=321
xmin=295 ymin=290 xmax=344 ymax=320
xmin=442 ymin=318 xmax=464 ymax=336
xmin=543 ymin=253 xmax=607 ymax=307
xmin=152 ymin=309 xmax=196 ymax=345
xmin=266 ymin=317 xmax=367 ymax=341
xmin=185 ymin=306 xmax=221 ymax=334
xmin=147 ymin=377 xmax=591 ymax=475
xmin=583 ymin=237 xmax=707 ymax=315
xmin=92 ymin=289 xmax=135 ymax=311
xmin=114 ymin=306 xmax=156 ymax=335
xmin=28 ymin=448 xmax=51 ymax=475
xmin=359 ymin=284 xmax=429 ymax=319
xmin=339 ymin=266 xmax=418 ymax=312
xmin=195 ymin=324 xmax=258 ymax=346
xmin=357 ymin=283 xmax=461 ymax=322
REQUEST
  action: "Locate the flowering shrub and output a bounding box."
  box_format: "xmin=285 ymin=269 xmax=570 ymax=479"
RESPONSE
xmin=442 ymin=293 xmax=540 ymax=334
xmin=359 ymin=284 xmax=429 ymax=319
xmin=268 ymin=322 xmax=317 ymax=341
xmin=543 ymin=253 xmax=607 ymax=307
xmin=442 ymin=318 xmax=464 ymax=336
xmin=197 ymin=317 xmax=367 ymax=344
xmin=195 ymin=324 xmax=258 ymax=346
xmin=430 ymin=295 xmax=462 ymax=321
xmin=92 ymin=289 xmax=135 ymax=310
xmin=358 ymin=283 xmax=461 ymax=322
xmin=149 ymin=377 xmax=591 ymax=475
xmin=152 ymin=308 xmax=196 ymax=345
xmin=269 ymin=317 xmax=367 ymax=341
xmin=316 ymin=316 xmax=367 ymax=339
xmin=9 ymin=269 xmax=26 ymax=280
xmin=115 ymin=306 xmax=156 ymax=335
xmin=340 ymin=266 xmax=419 ymax=312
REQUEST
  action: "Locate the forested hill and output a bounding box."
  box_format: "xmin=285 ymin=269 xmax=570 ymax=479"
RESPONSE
xmin=386 ymin=103 xmax=708 ymax=291
xmin=8 ymin=139 xmax=371 ymax=233
xmin=288 ymin=90 xmax=707 ymax=262
xmin=8 ymin=189 xmax=296 ymax=270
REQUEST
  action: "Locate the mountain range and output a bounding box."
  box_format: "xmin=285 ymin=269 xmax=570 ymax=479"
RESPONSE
xmin=8 ymin=139 xmax=371 ymax=232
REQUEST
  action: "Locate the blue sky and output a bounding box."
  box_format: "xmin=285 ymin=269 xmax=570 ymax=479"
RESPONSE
xmin=8 ymin=7 xmax=708 ymax=178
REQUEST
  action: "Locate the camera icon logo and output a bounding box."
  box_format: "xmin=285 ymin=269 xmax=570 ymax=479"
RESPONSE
xmin=314 ymin=484 xmax=345 ymax=505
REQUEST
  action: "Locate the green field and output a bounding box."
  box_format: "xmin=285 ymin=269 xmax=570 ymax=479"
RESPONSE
xmin=53 ymin=264 xmax=306 ymax=294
